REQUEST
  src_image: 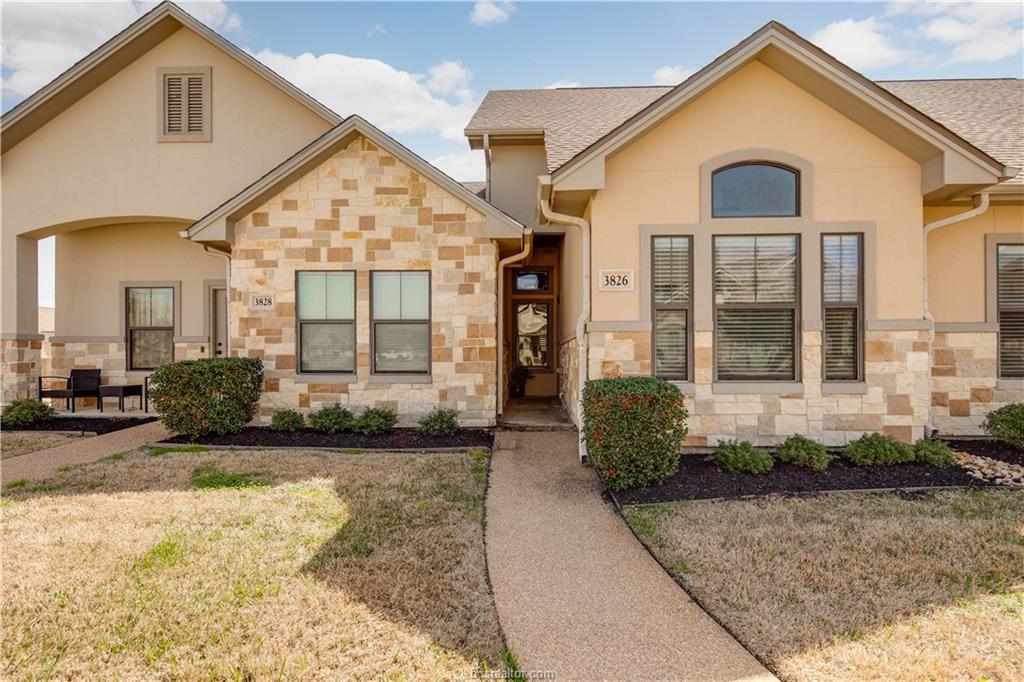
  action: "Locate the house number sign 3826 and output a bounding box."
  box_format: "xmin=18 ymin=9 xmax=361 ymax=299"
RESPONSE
xmin=598 ymin=269 xmax=634 ymax=291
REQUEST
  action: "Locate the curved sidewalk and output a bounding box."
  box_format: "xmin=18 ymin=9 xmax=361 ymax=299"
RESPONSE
xmin=486 ymin=431 xmax=775 ymax=681
xmin=2 ymin=421 xmax=169 ymax=485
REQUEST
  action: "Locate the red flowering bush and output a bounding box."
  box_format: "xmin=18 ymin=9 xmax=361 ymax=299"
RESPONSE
xmin=582 ymin=377 xmax=688 ymax=491
xmin=149 ymin=357 xmax=263 ymax=439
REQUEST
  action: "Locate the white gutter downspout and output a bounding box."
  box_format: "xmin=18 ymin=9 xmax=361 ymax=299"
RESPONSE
xmin=203 ymin=245 xmax=232 ymax=357
xmin=497 ymin=229 xmax=533 ymax=418
xmin=539 ymin=187 xmax=591 ymax=462
xmin=922 ymin=192 xmax=990 ymax=322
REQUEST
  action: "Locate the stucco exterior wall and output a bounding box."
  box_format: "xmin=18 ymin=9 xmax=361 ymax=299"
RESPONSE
xmin=54 ymin=223 xmax=224 ymax=339
xmin=926 ymin=204 xmax=1024 ymax=324
xmin=230 ymin=135 xmax=499 ymax=426
xmin=489 ymin=144 xmax=548 ymax=229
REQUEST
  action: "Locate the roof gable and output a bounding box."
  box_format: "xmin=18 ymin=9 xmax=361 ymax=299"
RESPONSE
xmin=0 ymin=1 xmax=340 ymax=154
xmin=187 ymin=115 xmax=523 ymax=242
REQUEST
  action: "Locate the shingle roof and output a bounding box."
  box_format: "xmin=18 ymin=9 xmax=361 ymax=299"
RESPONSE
xmin=467 ymin=79 xmax=1023 ymax=184
xmin=878 ymin=79 xmax=1023 ymax=184
xmin=460 ymin=181 xmax=487 ymax=198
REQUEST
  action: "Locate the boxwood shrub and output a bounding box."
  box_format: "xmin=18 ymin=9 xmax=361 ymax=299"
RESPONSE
xmin=774 ymin=434 xmax=829 ymax=472
xmin=843 ymin=432 xmax=915 ymax=466
xmin=2 ymin=399 xmax=56 ymax=428
xmin=417 ymin=407 xmax=460 ymax=437
xmin=270 ymin=409 xmax=305 ymax=432
xmin=582 ymin=377 xmax=688 ymax=491
xmin=707 ymin=440 xmax=774 ymax=474
xmin=309 ymin=404 xmax=355 ymax=433
xmin=913 ymin=437 xmax=956 ymax=468
xmin=354 ymin=407 xmax=399 ymax=436
xmin=148 ymin=357 xmax=263 ymax=439
xmin=981 ymin=403 xmax=1024 ymax=449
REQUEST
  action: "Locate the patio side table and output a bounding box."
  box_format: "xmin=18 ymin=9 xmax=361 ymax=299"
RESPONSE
xmin=98 ymin=378 xmax=148 ymax=413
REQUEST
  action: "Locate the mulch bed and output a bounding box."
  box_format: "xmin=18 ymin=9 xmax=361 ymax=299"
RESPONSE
xmin=943 ymin=438 xmax=1024 ymax=468
xmin=615 ymin=454 xmax=997 ymax=506
xmin=1 ymin=416 xmax=157 ymax=435
xmin=160 ymin=426 xmax=494 ymax=450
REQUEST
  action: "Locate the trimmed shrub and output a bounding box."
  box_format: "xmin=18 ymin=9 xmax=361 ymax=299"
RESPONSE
xmin=774 ymin=434 xmax=829 ymax=472
xmin=981 ymin=403 xmax=1024 ymax=449
xmin=582 ymin=377 xmax=688 ymax=491
xmin=708 ymin=440 xmax=774 ymax=474
xmin=354 ymin=407 xmax=399 ymax=436
xmin=417 ymin=408 xmax=460 ymax=437
xmin=270 ymin=409 xmax=305 ymax=432
xmin=843 ymin=432 xmax=915 ymax=466
xmin=2 ymin=399 xmax=56 ymax=428
xmin=913 ymin=438 xmax=956 ymax=468
xmin=309 ymin=404 xmax=355 ymax=433
xmin=149 ymin=358 xmax=263 ymax=439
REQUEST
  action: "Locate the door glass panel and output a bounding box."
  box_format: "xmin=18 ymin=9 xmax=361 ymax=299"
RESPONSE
xmin=515 ymin=270 xmax=551 ymax=292
xmin=516 ymin=303 xmax=549 ymax=368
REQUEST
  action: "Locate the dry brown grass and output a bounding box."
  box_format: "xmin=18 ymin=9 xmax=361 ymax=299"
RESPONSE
xmin=1 ymin=446 xmax=503 ymax=680
xmin=1 ymin=431 xmax=85 ymax=459
xmin=626 ymin=490 xmax=1024 ymax=682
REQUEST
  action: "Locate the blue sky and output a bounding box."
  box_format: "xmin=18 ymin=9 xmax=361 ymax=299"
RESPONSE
xmin=2 ymin=1 xmax=1022 ymax=306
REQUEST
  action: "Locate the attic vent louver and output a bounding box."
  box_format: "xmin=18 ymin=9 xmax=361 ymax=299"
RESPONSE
xmin=159 ymin=67 xmax=211 ymax=141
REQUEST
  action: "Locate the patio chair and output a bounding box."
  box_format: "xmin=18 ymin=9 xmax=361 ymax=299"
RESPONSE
xmin=38 ymin=369 xmax=103 ymax=413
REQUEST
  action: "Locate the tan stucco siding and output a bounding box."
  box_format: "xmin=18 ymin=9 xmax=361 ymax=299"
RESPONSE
xmin=1 ymin=27 xmax=330 ymax=237
xmin=588 ymin=60 xmax=922 ymax=323
xmin=926 ymin=204 xmax=1024 ymax=324
xmin=55 ymin=223 xmax=224 ymax=338
xmin=489 ymin=144 xmax=547 ymax=229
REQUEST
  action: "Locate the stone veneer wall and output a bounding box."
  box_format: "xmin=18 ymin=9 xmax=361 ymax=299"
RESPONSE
xmin=230 ymin=135 xmax=498 ymax=427
xmin=586 ymin=328 xmax=931 ymax=446
xmin=1 ymin=339 xmax=42 ymax=403
xmin=931 ymin=331 xmax=1018 ymax=435
xmin=557 ymin=337 xmax=580 ymax=427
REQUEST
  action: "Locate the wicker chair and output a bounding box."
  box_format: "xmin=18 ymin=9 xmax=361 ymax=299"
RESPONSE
xmin=38 ymin=369 xmax=102 ymax=413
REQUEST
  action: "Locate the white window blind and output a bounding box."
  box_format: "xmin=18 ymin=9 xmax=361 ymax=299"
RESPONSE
xmin=822 ymin=234 xmax=862 ymax=381
xmin=297 ymin=272 xmax=355 ymax=373
xmin=372 ymin=272 xmax=430 ymax=374
xmin=998 ymin=244 xmax=1024 ymax=378
xmin=652 ymin=236 xmax=691 ymax=379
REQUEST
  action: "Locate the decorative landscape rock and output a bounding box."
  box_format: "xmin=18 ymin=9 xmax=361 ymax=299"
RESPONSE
xmin=954 ymin=451 xmax=1024 ymax=489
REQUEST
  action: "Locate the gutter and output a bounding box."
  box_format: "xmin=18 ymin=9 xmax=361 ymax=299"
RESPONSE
xmin=538 ymin=181 xmax=591 ymax=462
xmin=496 ymin=229 xmax=534 ymax=418
xmin=203 ymin=245 xmax=232 ymax=357
xmin=922 ymin=192 xmax=990 ymax=322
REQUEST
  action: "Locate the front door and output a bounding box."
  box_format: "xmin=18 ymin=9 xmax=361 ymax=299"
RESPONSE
xmin=507 ymin=236 xmax=560 ymax=397
xmin=211 ymin=287 xmax=227 ymax=357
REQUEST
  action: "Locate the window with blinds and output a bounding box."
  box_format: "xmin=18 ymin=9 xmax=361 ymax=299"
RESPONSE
xmin=126 ymin=287 xmax=174 ymax=370
xmin=297 ymin=271 xmax=355 ymax=373
xmin=714 ymin=235 xmax=799 ymax=381
xmin=371 ymin=272 xmax=431 ymax=374
xmin=822 ymin=234 xmax=862 ymax=381
xmin=997 ymin=243 xmax=1024 ymax=378
xmin=652 ymin=236 xmax=692 ymax=380
xmin=159 ymin=68 xmax=210 ymax=141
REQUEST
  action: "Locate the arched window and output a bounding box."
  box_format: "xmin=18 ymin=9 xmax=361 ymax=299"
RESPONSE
xmin=712 ymin=162 xmax=799 ymax=218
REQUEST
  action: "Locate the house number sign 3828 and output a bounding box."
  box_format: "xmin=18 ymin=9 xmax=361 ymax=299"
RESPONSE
xmin=598 ymin=269 xmax=634 ymax=291
xmin=250 ymin=294 xmax=276 ymax=310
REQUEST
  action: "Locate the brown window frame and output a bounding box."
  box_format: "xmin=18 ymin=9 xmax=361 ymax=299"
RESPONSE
xmin=514 ymin=267 xmax=553 ymax=293
xmin=650 ymin=235 xmax=693 ymax=382
xmin=157 ymin=66 xmax=212 ymax=142
xmin=997 ymin=242 xmax=1024 ymax=379
xmin=821 ymin=233 xmax=864 ymax=382
xmin=370 ymin=270 xmax=432 ymax=375
xmin=712 ymin=234 xmax=801 ymax=382
xmin=711 ymin=161 xmax=801 ymax=219
xmin=126 ymin=286 xmax=175 ymax=371
xmin=295 ymin=270 xmax=357 ymax=375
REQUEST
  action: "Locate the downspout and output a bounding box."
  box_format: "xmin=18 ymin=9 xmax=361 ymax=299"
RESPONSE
xmin=203 ymin=245 xmax=232 ymax=357
xmin=921 ymin=192 xmax=990 ymax=322
xmin=539 ymin=186 xmax=591 ymax=462
xmin=497 ymin=229 xmax=533 ymax=418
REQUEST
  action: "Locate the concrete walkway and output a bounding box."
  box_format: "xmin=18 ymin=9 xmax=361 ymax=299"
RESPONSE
xmin=486 ymin=431 xmax=776 ymax=681
xmin=2 ymin=420 xmax=169 ymax=484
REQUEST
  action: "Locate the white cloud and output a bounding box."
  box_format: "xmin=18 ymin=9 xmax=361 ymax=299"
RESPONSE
xmin=890 ymin=1 xmax=1024 ymax=63
xmin=470 ymin=0 xmax=513 ymax=27
xmin=367 ymin=23 xmax=388 ymax=38
xmin=651 ymin=65 xmax=695 ymax=86
xmin=544 ymin=80 xmax=583 ymax=89
xmin=1 ymin=0 xmax=241 ymax=101
xmin=252 ymin=49 xmax=478 ymax=141
xmin=430 ymin=150 xmax=485 ymax=181
xmin=811 ymin=17 xmax=912 ymax=71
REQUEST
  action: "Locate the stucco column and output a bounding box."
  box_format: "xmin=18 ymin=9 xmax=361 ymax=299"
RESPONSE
xmin=1 ymin=233 xmax=42 ymax=402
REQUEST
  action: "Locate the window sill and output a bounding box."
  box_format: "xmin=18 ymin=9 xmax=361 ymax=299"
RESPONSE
xmin=712 ymin=382 xmax=803 ymax=395
xmin=125 ymin=371 xmax=155 ymax=378
xmin=997 ymin=378 xmax=1023 ymax=391
xmin=668 ymin=381 xmax=696 ymax=395
xmin=821 ymin=382 xmax=868 ymax=395
xmin=368 ymin=374 xmax=432 ymax=384
xmin=293 ymin=374 xmax=356 ymax=384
